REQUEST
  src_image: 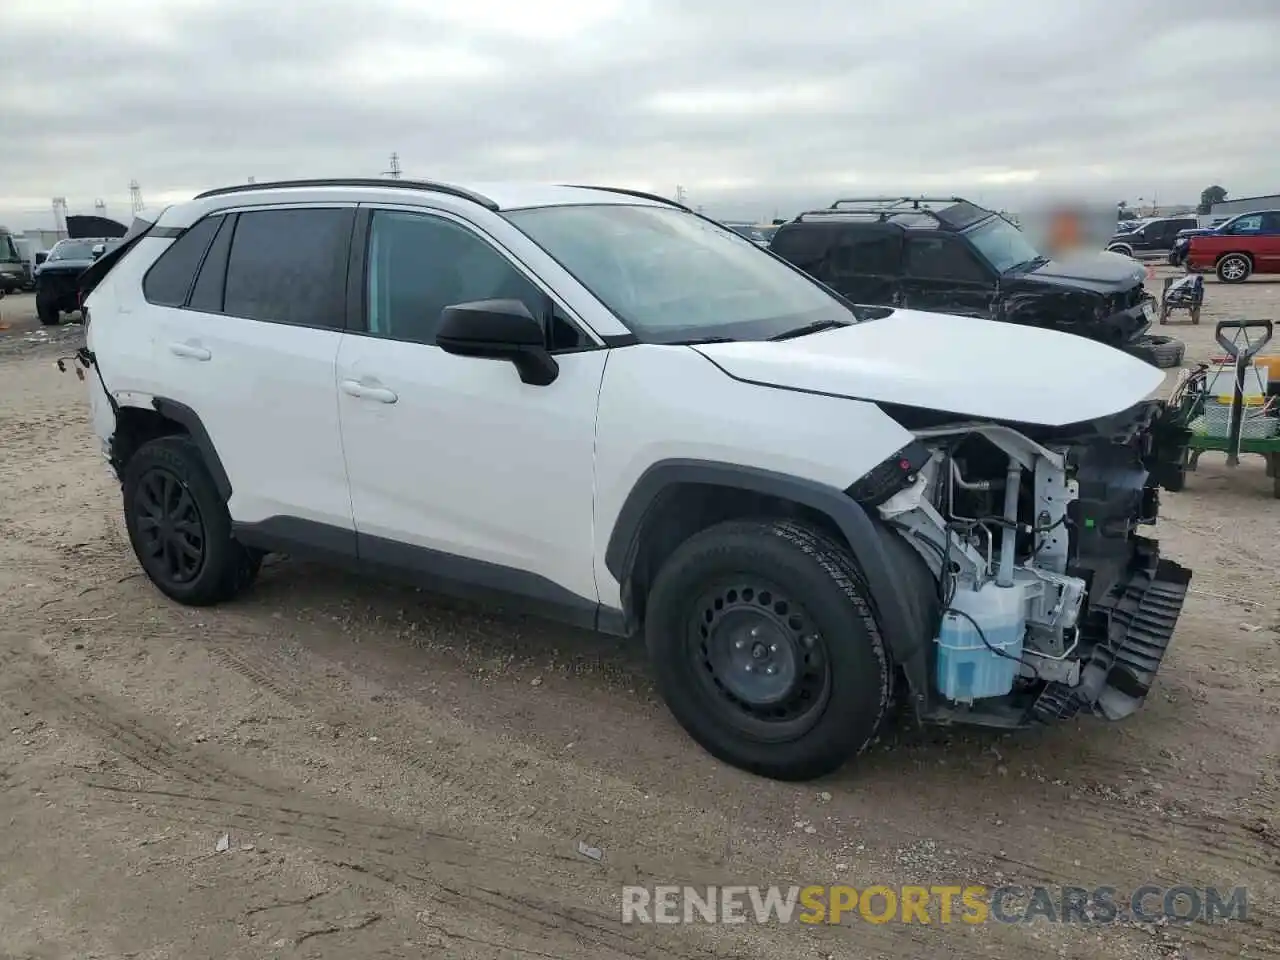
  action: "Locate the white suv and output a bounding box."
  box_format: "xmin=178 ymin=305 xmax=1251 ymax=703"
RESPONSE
xmin=79 ymin=179 xmax=1192 ymax=781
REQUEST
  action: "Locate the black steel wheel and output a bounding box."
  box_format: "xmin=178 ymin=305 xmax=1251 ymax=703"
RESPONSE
xmin=689 ymin=579 xmax=832 ymax=741
xmin=646 ymin=519 xmax=891 ymax=782
xmin=133 ymin=466 xmax=207 ymax=585
xmin=122 ymin=435 xmax=259 ymax=606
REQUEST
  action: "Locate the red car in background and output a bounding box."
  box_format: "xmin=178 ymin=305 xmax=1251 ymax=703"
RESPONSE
xmin=1185 ymin=209 xmax=1280 ymax=282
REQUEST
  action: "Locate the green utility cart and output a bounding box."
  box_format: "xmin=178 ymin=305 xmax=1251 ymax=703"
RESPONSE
xmin=1170 ymin=319 xmax=1279 ymax=499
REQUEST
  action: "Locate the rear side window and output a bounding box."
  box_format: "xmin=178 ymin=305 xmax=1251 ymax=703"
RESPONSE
xmin=831 ymin=231 xmax=898 ymax=276
xmin=222 ymin=208 xmax=353 ymax=328
xmin=769 ymin=225 xmax=838 ymax=274
xmin=904 ymin=236 xmax=987 ymax=283
xmin=142 ymin=215 xmax=222 ymax=306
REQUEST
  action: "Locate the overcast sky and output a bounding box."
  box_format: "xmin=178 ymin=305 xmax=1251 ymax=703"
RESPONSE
xmin=2 ymin=0 xmax=1277 ymax=230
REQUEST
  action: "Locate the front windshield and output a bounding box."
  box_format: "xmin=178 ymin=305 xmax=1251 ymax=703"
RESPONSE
xmin=1 ymin=234 xmax=19 ymax=262
xmin=50 ymin=240 xmax=97 ymax=260
xmin=964 ymin=216 xmax=1042 ymax=273
xmin=505 ymin=204 xmax=854 ymax=342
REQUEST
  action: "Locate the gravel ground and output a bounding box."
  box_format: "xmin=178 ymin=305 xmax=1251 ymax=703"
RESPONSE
xmin=0 ymin=269 xmax=1277 ymax=959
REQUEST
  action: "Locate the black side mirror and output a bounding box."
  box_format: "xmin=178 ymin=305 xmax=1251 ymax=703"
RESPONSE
xmin=436 ymin=299 xmax=558 ymax=386
xmin=35 ymin=252 xmax=48 ymax=265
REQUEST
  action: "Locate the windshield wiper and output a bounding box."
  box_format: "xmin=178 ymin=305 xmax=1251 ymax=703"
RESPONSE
xmin=768 ymin=318 xmax=850 ymax=341
xmin=1009 ymin=255 xmax=1050 ymax=272
xmin=667 ymin=335 xmax=739 ymax=345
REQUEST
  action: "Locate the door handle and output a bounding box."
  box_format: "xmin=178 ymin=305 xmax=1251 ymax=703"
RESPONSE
xmin=169 ymin=342 xmax=211 ymax=361
xmin=340 ymin=379 xmax=398 ymax=404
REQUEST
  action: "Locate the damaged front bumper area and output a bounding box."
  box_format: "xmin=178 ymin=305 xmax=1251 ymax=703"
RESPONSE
xmin=875 ymin=399 xmax=1192 ymax=729
xmin=1029 ymin=399 xmax=1191 ymax=723
xmin=1031 ymin=540 xmax=1190 ymax=722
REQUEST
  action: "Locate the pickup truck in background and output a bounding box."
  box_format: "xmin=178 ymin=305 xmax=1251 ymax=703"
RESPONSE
xmin=1176 ymin=210 xmax=1280 ymax=277
xmin=1172 ymin=207 xmax=1274 ymax=273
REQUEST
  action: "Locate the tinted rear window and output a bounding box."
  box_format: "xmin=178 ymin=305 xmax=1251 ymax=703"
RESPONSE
xmin=222 ymin=208 xmax=352 ymax=328
xmin=142 ymin=216 xmax=222 ymax=307
xmin=904 ymin=236 xmax=987 ymax=282
xmin=770 ymin=225 xmax=836 ymax=270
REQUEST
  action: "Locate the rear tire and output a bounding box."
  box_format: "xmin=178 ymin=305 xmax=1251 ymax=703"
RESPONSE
xmin=122 ymin=436 xmax=259 ymax=606
xmin=644 ymin=518 xmax=890 ymax=782
xmin=1107 ymin=245 xmax=1134 ymax=258
xmin=1216 ymin=254 xmax=1251 ymax=283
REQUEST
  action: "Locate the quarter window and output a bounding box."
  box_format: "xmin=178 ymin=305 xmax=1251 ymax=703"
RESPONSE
xmin=188 ymin=215 xmax=236 ymax=313
xmin=222 ymin=208 xmax=352 ymax=328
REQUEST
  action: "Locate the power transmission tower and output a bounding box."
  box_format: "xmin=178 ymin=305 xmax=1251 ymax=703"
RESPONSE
xmin=51 ymin=197 xmax=68 ymax=233
xmin=675 ymin=184 xmax=687 ymax=205
xmin=383 ymin=153 xmax=402 ymax=179
xmin=129 ymin=180 xmax=146 ymax=214
xmin=94 ymin=198 xmax=107 ymax=217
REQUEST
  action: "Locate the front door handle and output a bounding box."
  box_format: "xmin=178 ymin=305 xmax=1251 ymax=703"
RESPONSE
xmin=169 ymin=342 xmax=211 ymax=361
xmin=340 ymin=379 xmax=398 ymax=404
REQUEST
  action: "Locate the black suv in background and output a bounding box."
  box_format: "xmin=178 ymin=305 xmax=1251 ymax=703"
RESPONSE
xmin=35 ymin=237 xmax=121 ymax=325
xmin=1106 ymin=216 xmax=1199 ymax=258
xmin=768 ymin=197 xmax=1183 ymax=368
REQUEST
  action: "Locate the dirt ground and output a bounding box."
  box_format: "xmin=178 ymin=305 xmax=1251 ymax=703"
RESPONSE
xmin=0 ymin=267 xmax=1277 ymax=960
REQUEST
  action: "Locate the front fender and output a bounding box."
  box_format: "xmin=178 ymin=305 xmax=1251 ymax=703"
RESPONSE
xmin=604 ymin=459 xmax=938 ymax=712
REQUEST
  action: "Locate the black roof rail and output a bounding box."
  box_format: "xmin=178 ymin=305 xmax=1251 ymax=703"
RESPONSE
xmin=192 ymin=178 xmax=500 ymax=211
xmin=559 ymin=184 xmax=692 ymax=212
xmin=792 ymin=196 xmax=993 ymax=228
xmin=830 ymin=196 xmax=967 ymax=209
xmin=792 ymin=207 xmax=944 ymax=224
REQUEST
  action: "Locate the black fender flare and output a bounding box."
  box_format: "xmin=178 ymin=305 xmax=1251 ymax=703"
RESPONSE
xmin=604 ymin=459 xmax=935 ymax=709
xmin=150 ymin=397 xmax=233 ymax=501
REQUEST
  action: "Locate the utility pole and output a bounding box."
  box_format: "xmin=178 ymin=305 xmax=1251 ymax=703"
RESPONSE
xmin=383 ymin=153 xmax=402 ymax=179
xmin=675 ymin=184 xmax=687 ymax=205
xmin=94 ymin=198 xmax=106 ymax=216
xmin=129 ymin=180 xmax=145 ymax=214
xmin=51 ymin=197 xmax=68 ymax=233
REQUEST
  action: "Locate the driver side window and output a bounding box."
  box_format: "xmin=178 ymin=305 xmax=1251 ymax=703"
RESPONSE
xmin=1229 ymin=214 xmax=1263 ymax=234
xmin=366 ymin=211 xmax=558 ymax=346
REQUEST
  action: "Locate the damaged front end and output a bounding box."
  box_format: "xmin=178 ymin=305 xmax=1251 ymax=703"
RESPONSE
xmin=876 ymin=400 xmax=1192 ymax=728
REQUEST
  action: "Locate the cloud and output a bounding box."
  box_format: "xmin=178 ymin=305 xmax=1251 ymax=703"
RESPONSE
xmin=1 ymin=0 xmax=1277 ymax=227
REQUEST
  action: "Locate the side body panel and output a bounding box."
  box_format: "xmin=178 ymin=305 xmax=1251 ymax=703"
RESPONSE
xmin=592 ymin=345 xmax=914 ymax=607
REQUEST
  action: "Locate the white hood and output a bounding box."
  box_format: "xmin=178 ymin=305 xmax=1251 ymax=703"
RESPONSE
xmin=692 ymin=309 xmax=1165 ymax=427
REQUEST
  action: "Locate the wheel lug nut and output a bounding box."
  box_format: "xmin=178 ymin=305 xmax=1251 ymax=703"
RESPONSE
xmin=750 ymin=627 xmax=760 ymax=638
xmin=744 ymin=664 xmax=753 ymax=673
xmin=734 ymin=640 xmax=745 ymax=649
xmin=769 ymin=644 xmax=778 ymax=653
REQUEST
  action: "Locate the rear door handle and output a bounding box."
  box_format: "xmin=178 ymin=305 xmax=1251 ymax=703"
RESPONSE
xmin=340 ymin=379 xmax=398 ymax=404
xmin=169 ymin=342 xmax=211 ymax=361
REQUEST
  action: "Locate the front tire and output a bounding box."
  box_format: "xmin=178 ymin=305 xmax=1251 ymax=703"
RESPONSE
xmin=36 ymin=297 xmax=60 ymax=326
xmin=644 ymin=519 xmax=890 ymax=782
xmin=1216 ymin=254 xmax=1251 ymax=283
xmin=122 ymin=436 xmax=259 ymax=606
xmin=1107 ymin=245 xmax=1134 ymax=258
